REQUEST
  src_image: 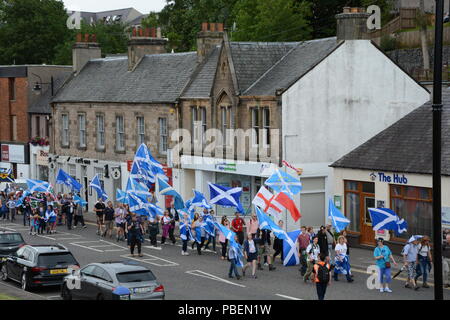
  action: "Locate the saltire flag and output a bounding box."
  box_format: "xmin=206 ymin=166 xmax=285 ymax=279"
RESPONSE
xmin=282 ymin=160 xmax=303 ymax=176
xmin=130 ymin=159 xmax=155 ymax=189
xmin=158 ymin=178 xmax=184 ymax=210
xmin=180 ymin=219 xmax=193 ymax=241
xmin=283 ymin=229 xmax=302 ymax=266
xmin=265 ymin=169 xmax=302 ymax=196
xmin=368 ymin=207 xmax=408 ymax=236
xmin=26 ymin=179 xmax=51 ymax=193
xmin=134 ymin=143 xmax=168 ymax=181
xmin=328 ymin=199 xmax=350 ymax=232
xmin=56 ymin=169 xmax=82 ymax=192
xmin=208 ymin=182 xmax=244 ymax=213
xmin=126 ymin=177 xmax=151 ymax=202
xmin=188 ymin=190 xmax=212 ymax=211
xmin=73 ymin=195 xmax=88 ymax=206
xmin=255 ymin=206 xmax=288 ymax=240
xmin=116 ymin=189 xmax=129 ymax=204
xmin=89 ymin=175 xmax=108 ymax=201
xmin=229 ymin=240 xmax=244 ymax=267
xmin=252 ymin=186 xmax=283 ymax=221
xmin=0 ymin=168 xmax=14 ymax=182
xmin=16 ymin=190 xmax=31 ymax=206
xmin=201 ymin=220 xmax=215 ymax=237
xmin=213 ymin=221 xmax=236 ymax=241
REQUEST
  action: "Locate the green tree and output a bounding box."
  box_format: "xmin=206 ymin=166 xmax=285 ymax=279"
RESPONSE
xmin=232 ymin=0 xmax=312 ymax=42
xmin=141 ymin=11 xmax=160 ymax=28
xmin=0 ymin=0 xmax=71 ymax=65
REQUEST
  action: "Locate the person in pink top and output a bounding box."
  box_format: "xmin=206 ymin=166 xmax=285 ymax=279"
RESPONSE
xmin=219 ymin=216 xmax=230 ymax=260
xmin=247 ymin=213 xmax=259 ymax=239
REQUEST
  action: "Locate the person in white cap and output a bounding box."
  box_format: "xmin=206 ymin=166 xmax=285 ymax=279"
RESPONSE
xmin=402 ymin=236 xmax=420 ymax=290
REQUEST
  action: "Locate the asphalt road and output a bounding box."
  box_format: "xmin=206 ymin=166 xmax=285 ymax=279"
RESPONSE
xmin=0 ymin=219 xmax=449 ymax=300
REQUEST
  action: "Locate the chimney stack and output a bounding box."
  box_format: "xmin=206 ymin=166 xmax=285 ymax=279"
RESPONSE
xmin=197 ymin=22 xmax=224 ymax=63
xmin=72 ymin=33 xmax=102 ymax=74
xmin=335 ymin=7 xmax=370 ymax=42
xmin=128 ymin=27 xmax=167 ymax=71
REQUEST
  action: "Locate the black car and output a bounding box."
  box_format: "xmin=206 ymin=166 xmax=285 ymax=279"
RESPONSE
xmin=61 ymin=261 xmax=165 ymax=300
xmin=0 ymin=231 xmax=25 ymax=259
xmin=0 ymin=244 xmax=79 ymax=291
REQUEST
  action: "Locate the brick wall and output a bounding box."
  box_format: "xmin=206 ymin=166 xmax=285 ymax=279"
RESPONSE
xmin=0 ymin=77 xmax=28 ymax=142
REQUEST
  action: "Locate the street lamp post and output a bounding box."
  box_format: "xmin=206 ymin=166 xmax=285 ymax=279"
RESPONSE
xmin=432 ymin=0 xmax=444 ymax=301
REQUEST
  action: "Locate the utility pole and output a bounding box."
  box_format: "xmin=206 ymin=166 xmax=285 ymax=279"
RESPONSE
xmin=432 ymin=0 xmax=444 ymax=301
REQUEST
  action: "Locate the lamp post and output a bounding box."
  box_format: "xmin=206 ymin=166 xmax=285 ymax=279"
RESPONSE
xmin=31 ymin=73 xmax=54 ymax=96
xmin=432 ymin=0 xmax=444 ymax=301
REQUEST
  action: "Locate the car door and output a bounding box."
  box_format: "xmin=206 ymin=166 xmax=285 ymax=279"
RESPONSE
xmin=76 ymin=265 xmax=97 ymax=300
xmin=9 ymin=247 xmax=27 ymax=281
xmin=90 ymin=266 xmax=114 ymax=299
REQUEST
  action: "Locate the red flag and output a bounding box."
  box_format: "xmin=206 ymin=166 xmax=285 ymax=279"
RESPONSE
xmin=275 ymin=192 xmax=301 ymax=222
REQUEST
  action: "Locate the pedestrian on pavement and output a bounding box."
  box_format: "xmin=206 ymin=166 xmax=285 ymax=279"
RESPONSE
xmin=103 ymin=201 xmax=115 ymax=238
xmin=126 ymin=214 xmax=144 ymax=257
xmin=219 ymin=216 xmax=230 ymax=260
xmin=73 ymin=200 xmax=86 ymax=229
xmin=298 ymin=226 xmax=310 ymax=275
xmin=317 ymin=226 xmax=329 ymax=258
xmin=231 ymin=212 xmax=246 ymax=245
xmin=333 ymin=236 xmax=353 ymax=282
xmin=228 ymin=236 xmax=241 ymax=280
xmin=204 ymin=209 xmax=217 ymax=251
xmin=313 ymin=253 xmax=331 ymax=300
xmin=326 ymin=224 xmax=336 ymax=261
xmin=148 ymin=216 xmax=160 ymax=247
xmin=272 ymin=220 xmax=284 ymax=264
xmin=415 ymin=236 xmax=432 ymax=288
xmin=94 ymin=198 xmax=106 ymax=236
xmin=443 ymin=233 xmax=450 ymax=288
xmin=45 ymin=205 xmax=57 ymax=234
xmin=304 ymin=236 xmax=320 ymax=282
xmin=6 ymin=194 xmax=16 ymax=221
xmin=374 ymin=238 xmax=397 ymax=293
xmin=247 ymin=213 xmax=259 ymax=239
xmin=161 ymin=210 xmax=175 ymax=244
xmin=114 ymin=203 xmax=126 ymax=241
xmin=402 ymin=236 xmax=420 ymax=290
xmin=243 ymin=233 xmax=258 ymax=279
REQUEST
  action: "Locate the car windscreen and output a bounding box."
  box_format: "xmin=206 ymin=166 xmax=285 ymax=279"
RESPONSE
xmin=0 ymin=233 xmax=24 ymax=244
xmin=37 ymin=253 xmax=77 ymax=266
xmin=116 ymin=270 xmax=156 ymax=283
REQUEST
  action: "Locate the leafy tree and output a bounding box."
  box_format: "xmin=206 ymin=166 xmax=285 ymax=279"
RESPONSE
xmin=232 ymin=0 xmax=312 ymax=42
xmin=0 ymin=0 xmax=71 ymax=65
xmin=141 ymin=11 xmax=160 ymax=28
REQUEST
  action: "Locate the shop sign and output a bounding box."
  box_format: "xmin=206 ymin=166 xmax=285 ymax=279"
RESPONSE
xmin=370 ymin=172 xmax=408 ymax=184
xmin=1 ymin=144 xmax=26 ymax=164
xmin=36 ymin=149 xmax=49 ymax=166
xmin=215 ymin=162 xmax=237 ymax=172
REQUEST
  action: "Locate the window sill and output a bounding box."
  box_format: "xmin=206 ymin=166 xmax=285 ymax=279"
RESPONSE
xmin=115 ymin=149 xmax=126 ymax=154
xmin=77 ymin=145 xmax=87 ymax=151
xmin=61 ymin=144 xmax=70 ymax=149
xmin=96 ymin=147 xmax=106 ymax=153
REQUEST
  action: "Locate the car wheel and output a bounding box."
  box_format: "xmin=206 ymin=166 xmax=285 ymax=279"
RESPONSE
xmin=61 ymin=284 xmax=72 ymax=301
xmin=96 ymin=293 xmax=104 ymax=301
xmin=0 ymin=264 xmax=8 ymax=281
xmin=21 ymin=273 xmax=30 ymax=291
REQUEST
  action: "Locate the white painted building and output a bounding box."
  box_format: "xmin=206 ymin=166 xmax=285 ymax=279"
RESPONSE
xmin=282 ymin=40 xmax=430 ymax=230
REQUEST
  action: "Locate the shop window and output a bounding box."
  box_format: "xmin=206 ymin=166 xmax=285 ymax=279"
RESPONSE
xmin=345 ymin=181 xmax=358 ymax=191
xmin=345 ymin=192 xmax=360 ymax=232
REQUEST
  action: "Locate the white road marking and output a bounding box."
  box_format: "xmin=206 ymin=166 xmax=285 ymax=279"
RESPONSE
xmin=144 ymin=246 xmax=162 ymax=250
xmin=69 ymin=239 xmax=127 ymax=253
xmin=185 ymin=270 xmax=246 ymax=288
xmin=275 ymin=294 xmax=303 ymax=300
xmin=69 ymin=242 xmax=104 ymax=252
xmin=120 ymin=253 xmax=179 ymax=267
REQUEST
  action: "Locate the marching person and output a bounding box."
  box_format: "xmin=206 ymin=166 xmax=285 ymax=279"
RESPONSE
xmin=148 ymin=216 xmax=160 ymax=247
xmin=30 ymin=209 xmax=40 ymax=236
xmin=257 ymin=229 xmax=276 ymax=271
xmin=114 ymin=203 xmax=126 ymax=241
xmin=6 ymin=194 xmax=16 ymax=222
xmin=304 ymin=236 xmax=320 ymax=283
xmin=415 ymin=236 xmax=432 ymax=288
xmin=219 ymin=216 xmax=230 ymax=260
xmin=126 ymin=214 xmax=144 ymax=257
xmin=228 ymin=236 xmax=241 ymax=280
xmin=94 ymin=198 xmax=106 ymax=236
xmin=247 ymin=213 xmax=259 ymax=239
xmin=65 ymin=196 xmax=75 ymax=230
xmin=103 ymin=201 xmax=115 ymax=238
xmin=402 ymin=236 xmax=420 ymax=290
xmin=204 ymin=209 xmax=217 ymax=251
xmin=298 ymin=226 xmax=311 ymax=275
xmin=231 ymin=212 xmax=246 ymax=245
xmin=313 ymin=253 xmax=331 ymax=300
xmin=161 ymin=210 xmax=175 ymax=245
xmin=326 ymin=225 xmax=336 ymax=261
xmin=180 ymin=213 xmax=191 ymax=256
xmin=191 ymin=214 xmax=206 ymax=255
xmin=374 ymin=238 xmax=397 ymax=293
xmin=333 ymin=236 xmax=353 ymax=282
xmin=317 ymin=226 xmax=329 ymax=258
xmin=167 ymin=205 xmax=177 ymax=245
xmin=44 ymin=204 xmax=57 ymax=234
xmin=22 ymin=196 xmax=31 ymax=226
xmin=73 ymin=200 xmax=86 ymax=229
xmin=243 ymin=233 xmax=258 ymax=279
xmin=38 ymin=202 xmax=46 ymax=234
xmin=272 ymin=220 xmax=284 ymax=264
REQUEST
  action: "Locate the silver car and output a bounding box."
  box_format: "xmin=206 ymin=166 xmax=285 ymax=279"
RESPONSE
xmin=61 ymin=261 xmax=165 ymax=300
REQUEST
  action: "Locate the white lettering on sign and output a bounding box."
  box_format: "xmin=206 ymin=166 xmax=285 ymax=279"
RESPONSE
xmin=367 ymin=5 xmax=381 ymax=30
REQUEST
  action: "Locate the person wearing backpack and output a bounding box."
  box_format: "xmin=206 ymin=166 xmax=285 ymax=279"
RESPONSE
xmin=313 ymin=253 xmax=331 ymax=300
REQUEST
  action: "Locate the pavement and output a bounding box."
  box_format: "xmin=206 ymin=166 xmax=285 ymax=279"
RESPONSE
xmin=0 ymin=217 xmax=449 ymax=300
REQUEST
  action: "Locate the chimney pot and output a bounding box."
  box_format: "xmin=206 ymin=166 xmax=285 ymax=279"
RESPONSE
xmin=84 ymin=33 xmax=89 ymax=42
xmin=210 ymin=23 xmax=216 ymax=32
xmin=91 ymin=34 xmax=97 ymax=42
xmin=151 ymin=27 xmax=156 ymax=38
xmin=217 ymin=23 xmax=224 ymax=32
xmin=139 ymin=28 xmax=143 ymax=37
xmin=132 ymin=28 xmax=137 ymax=37
xmin=76 ymin=33 xmax=82 ymax=42
xmin=202 ymin=22 xmax=208 ymax=32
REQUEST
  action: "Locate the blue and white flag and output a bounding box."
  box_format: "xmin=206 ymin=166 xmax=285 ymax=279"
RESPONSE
xmin=265 ymin=169 xmax=302 ymax=196
xmin=26 ymin=179 xmax=51 ymax=193
xmin=229 ymin=241 xmax=244 ymax=267
xmin=189 ymin=190 xmax=211 ymax=210
xmin=283 ymin=230 xmax=301 ymax=266
xmin=158 ymin=178 xmax=185 ymax=210
xmin=89 ymin=175 xmax=108 ymax=201
xmin=368 ymin=207 xmax=408 ymax=236
xmin=213 ymin=221 xmax=236 ymax=241
xmin=16 ymin=190 xmax=31 ymax=206
xmin=208 ymin=182 xmax=244 ymax=213
xmin=116 ymin=189 xmax=129 ymax=205
xmin=201 ymin=220 xmax=215 ymax=237
xmin=328 ymin=199 xmax=350 ymax=232
xmin=56 ymin=169 xmax=82 ymax=192
xmin=0 ymin=168 xmax=14 ymax=182
xmin=180 ymin=219 xmax=193 ymax=241
xmin=134 ymin=143 xmax=167 ymax=182
xmin=126 ymin=177 xmax=151 ymax=202
xmin=73 ymin=195 xmax=88 ymax=206
xmin=130 ymin=159 xmax=155 ymax=189
xmin=255 ymin=206 xmax=288 ymax=240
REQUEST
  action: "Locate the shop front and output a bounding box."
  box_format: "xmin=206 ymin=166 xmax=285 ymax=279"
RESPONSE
xmin=0 ymin=142 xmax=30 ymax=180
xmin=30 ymin=145 xmax=49 ymax=181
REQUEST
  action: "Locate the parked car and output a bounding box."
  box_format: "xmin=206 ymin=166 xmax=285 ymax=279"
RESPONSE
xmin=0 ymin=244 xmax=79 ymax=291
xmin=61 ymin=261 xmax=165 ymax=300
xmin=0 ymin=231 xmax=25 ymax=259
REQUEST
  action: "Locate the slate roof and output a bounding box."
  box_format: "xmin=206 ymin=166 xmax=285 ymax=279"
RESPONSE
xmin=244 ymin=37 xmax=340 ymax=96
xmin=29 ymin=72 xmax=72 ymax=114
xmin=331 ymin=89 xmax=450 ymax=176
xmin=53 ymin=52 xmax=197 ymax=104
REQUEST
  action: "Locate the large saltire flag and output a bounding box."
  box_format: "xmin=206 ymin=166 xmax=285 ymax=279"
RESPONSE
xmin=89 ymin=175 xmax=108 ymax=200
xmin=116 ymin=189 xmax=129 ymax=205
xmin=26 ymin=179 xmax=51 ymax=193
xmin=328 ymin=199 xmax=350 ymax=232
xmin=368 ymin=207 xmax=408 ymax=236
xmin=213 ymin=221 xmax=236 ymax=242
xmin=73 ymin=195 xmax=88 ymax=206
xmin=0 ymin=168 xmax=14 ymax=182
xmin=265 ymin=169 xmax=302 ymax=196
xmin=56 ymin=169 xmax=83 ymax=192
xmin=188 ymin=190 xmax=212 ymax=211
xmin=208 ymin=182 xmax=244 ymax=213
xmin=134 ymin=143 xmax=167 ymax=182
xmin=283 ymin=230 xmax=301 ymax=266
xmin=255 ymin=206 xmax=288 ymax=240
xmin=158 ymin=177 xmax=185 ymax=210
xmin=130 ymin=159 xmax=155 ymax=189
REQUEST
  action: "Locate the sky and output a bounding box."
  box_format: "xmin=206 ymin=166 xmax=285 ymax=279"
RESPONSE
xmin=63 ymin=0 xmax=167 ymax=13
